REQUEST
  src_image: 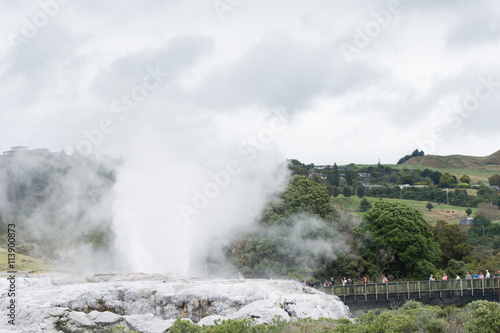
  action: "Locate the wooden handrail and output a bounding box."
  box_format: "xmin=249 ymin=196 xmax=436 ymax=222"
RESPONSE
xmin=315 ymin=277 xmax=500 ymax=298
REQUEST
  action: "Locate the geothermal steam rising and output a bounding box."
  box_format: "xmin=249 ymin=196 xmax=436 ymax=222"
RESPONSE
xmin=112 ymin=112 xmax=289 ymax=275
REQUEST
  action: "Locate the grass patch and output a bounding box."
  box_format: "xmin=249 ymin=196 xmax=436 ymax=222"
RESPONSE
xmin=331 ymin=196 xmax=475 ymax=224
xmin=0 ymin=248 xmax=54 ymax=271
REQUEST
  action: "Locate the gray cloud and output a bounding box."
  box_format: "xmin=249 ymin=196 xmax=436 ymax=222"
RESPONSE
xmin=1 ymin=0 xmax=499 ymax=162
xmin=188 ymin=31 xmax=380 ymax=113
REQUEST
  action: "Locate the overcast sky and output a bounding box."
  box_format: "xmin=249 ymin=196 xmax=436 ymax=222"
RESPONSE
xmin=1 ymin=0 xmax=500 ymax=165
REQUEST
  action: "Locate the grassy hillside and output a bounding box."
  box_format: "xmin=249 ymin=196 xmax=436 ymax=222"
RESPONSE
xmin=390 ymin=163 xmax=500 ymax=184
xmin=0 ymin=248 xmax=54 ymax=271
xmin=397 ymin=150 xmax=500 ymax=183
xmin=331 ymin=195 xmax=476 ymax=225
xmin=403 ymin=150 xmax=500 ymax=168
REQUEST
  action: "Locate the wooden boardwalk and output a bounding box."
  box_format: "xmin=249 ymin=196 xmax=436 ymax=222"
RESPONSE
xmin=316 ymin=278 xmax=500 ymax=310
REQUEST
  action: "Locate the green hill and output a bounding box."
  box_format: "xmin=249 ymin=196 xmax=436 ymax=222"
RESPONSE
xmin=403 ymin=150 xmax=500 ymax=169
xmin=398 ymin=150 xmax=500 ymax=184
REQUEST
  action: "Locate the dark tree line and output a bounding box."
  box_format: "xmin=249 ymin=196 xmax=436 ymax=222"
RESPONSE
xmin=397 ymin=149 xmax=425 ymax=164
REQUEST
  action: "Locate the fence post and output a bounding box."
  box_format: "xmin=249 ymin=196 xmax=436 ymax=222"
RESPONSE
xmin=418 ymin=281 xmax=421 ymax=299
xmin=375 ymin=283 xmax=378 ymax=301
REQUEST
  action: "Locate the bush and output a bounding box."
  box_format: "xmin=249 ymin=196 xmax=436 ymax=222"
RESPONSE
xmin=169 ymin=319 xmax=202 ymax=333
xmin=359 ymin=198 xmax=372 ymax=212
xmin=464 ymin=300 xmax=500 ymax=333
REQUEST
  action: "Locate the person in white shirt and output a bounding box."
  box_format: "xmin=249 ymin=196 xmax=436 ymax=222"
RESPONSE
xmin=485 ymin=270 xmax=490 ymax=278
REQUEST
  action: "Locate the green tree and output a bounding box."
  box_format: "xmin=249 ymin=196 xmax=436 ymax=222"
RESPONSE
xmin=357 ymin=185 xmax=365 ymax=198
xmin=489 ymin=174 xmax=500 ymax=186
xmin=288 ymin=159 xmax=308 ymax=176
xmin=354 ymin=202 xmax=441 ymax=279
xmin=430 ymin=170 xmax=443 ymax=185
xmin=359 ymin=198 xmax=372 ymax=212
xmin=343 ymin=186 xmax=352 ymax=198
xmin=346 ymin=169 xmax=356 ymax=186
xmin=282 ymin=176 xmax=336 ymax=220
xmin=446 ymin=258 xmax=466 ymax=279
xmin=330 ymin=163 xmax=340 ymax=186
xmin=332 ymin=186 xmax=341 ymax=197
xmin=431 ymin=220 xmax=473 ymax=267
xmin=426 ymin=202 xmax=434 ymax=211
xmin=466 ymin=208 xmax=473 ymax=216
xmin=460 ymin=174 xmax=471 ymax=185
xmin=439 ymin=172 xmax=456 ymax=188
xmin=228 ymin=175 xmax=339 ymax=278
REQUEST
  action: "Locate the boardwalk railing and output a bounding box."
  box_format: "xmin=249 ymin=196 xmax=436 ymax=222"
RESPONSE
xmin=315 ymin=277 xmax=500 ymax=309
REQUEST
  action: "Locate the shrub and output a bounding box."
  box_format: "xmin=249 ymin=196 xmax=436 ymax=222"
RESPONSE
xmin=464 ymin=300 xmax=500 ymax=333
xmin=169 ymin=319 xmax=202 ymax=333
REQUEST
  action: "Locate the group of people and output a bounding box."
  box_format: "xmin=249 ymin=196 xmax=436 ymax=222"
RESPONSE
xmin=299 ymin=270 xmax=500 ymax=287
xmin=430 ymin=269 xmax=500 ymax=281
xmin=300 ymin=276 xmax=372 ymax=287
xmin=300 ymin=277 xmax=336 ymax=287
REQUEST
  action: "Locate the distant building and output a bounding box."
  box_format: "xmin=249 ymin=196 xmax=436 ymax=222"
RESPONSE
xmin=30 ymin=148 xmax=51 ymax=157
xmin=460 ymin=218 xmax=474 ymax=226
xmin=358 ymin=173 xmax=371 ymax=178
xmin=3 ymin=146 xmax=30 ymax=156
xmin=2 ymin=146 xmax=57 ymax=158
xmin=360 ymin=183 xmax=384 ymax=189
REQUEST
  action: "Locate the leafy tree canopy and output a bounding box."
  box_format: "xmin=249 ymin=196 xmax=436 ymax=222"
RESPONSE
xmin=439 ymin=172 xmax=457 ymax=188
xmin=489 ymin=174 xmax=500 ymax=186
xmin=355 ymin=202 xmax=441 ymax=279
xmin=430 ymin=220 xmax=473 ymax=267
xmin=281 ymin=175 xmax=335 ymax=221
xmin=359 ymin=198 xmax=372 ymax=212
xmin=228 ymin=175 xmax=339 ymax=279
xmin=460 ymin=174 xmax=471 ymax=185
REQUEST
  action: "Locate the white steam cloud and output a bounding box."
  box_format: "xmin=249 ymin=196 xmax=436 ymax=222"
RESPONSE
xmin=111 ymin=109 xmax=290 ymax=275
